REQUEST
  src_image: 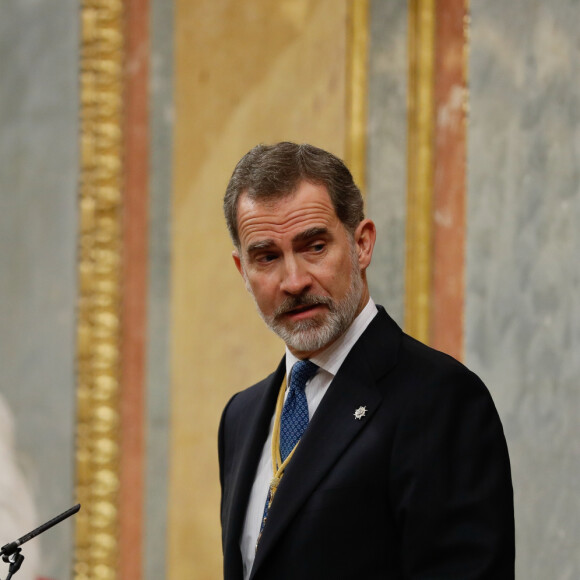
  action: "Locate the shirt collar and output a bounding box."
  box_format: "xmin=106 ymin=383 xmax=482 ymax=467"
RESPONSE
xmin=285 ymin=297 xmax=378 ymax=378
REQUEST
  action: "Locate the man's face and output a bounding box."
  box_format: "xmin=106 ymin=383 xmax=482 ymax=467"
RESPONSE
xmin=233 ymin=181 xmax=375 ymax=358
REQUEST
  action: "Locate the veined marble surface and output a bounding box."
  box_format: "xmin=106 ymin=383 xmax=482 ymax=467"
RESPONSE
xmin=467 ymin=1 xmax=580 ymax=577
xmin=366 ymin=0 xmax=408 ymax=326
xmin=0 ymin=1 xmax=79 ymax=578
xmin=145 ymin=0 xmax=174 ymax=578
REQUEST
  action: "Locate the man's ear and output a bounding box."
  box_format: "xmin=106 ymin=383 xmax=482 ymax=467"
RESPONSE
xmin=354 ymin=219 xmax=376 ymax=270
xmin=232 ymin=249 xmax=244 ymax=277
xmin=233 ymin=250 xmax=253 ymax=293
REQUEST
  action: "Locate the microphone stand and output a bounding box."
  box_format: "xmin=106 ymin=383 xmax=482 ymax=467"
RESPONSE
xmin=1 ymin=504 xmax=81 ymax=580
xmin=1 ymin=551 xmax=23 ymax=580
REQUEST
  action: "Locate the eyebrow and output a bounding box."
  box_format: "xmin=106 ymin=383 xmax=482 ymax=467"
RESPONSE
xmin=292 ymin=226 xmax=329 ymax=244
xmin=247 ymin=239 xmax=275 ymax=254
xmin=246 ymin=227 xmax=330 ymax=255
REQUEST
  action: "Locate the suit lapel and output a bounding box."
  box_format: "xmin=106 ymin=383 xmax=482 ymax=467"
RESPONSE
xmin=250 ymin=307 xmax=402 ymax=577
xmin=223 ymin=359 xmax=286 ymax=575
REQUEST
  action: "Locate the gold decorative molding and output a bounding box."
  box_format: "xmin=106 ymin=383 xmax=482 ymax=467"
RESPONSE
xmin=345 ymin=0 xmax=369 ymax=194
xmin=404 ymin=0 xmax=436 ymax=343
xmin=76 ymin=1 xmax=125 ymax=578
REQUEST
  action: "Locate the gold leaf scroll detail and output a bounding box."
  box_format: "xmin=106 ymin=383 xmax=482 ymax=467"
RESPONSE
xmin=76 ymin=1 xmax=124 ymax=579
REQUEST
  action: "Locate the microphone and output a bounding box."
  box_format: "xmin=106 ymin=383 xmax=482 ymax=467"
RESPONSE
xmin=1 ymin=504 xmax=81 ymax=557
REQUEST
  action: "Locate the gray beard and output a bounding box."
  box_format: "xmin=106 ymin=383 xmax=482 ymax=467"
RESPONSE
xmin=251 ymin=249 xmax=364 ymax=354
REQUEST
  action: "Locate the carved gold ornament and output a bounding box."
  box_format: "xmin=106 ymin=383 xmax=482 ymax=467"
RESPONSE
xmin=75 ymin=1 xmax=125 ymax=579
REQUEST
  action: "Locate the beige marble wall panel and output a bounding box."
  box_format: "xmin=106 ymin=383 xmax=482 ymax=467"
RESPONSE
xmin=169 ymin=1 xmax=347 ymax=577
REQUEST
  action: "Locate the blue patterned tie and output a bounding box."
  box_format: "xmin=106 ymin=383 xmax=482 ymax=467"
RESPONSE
xmin=279 ymin=359 xmax=319 ymax=462
xmin=257 ymin=360 xmax=319 ymax=546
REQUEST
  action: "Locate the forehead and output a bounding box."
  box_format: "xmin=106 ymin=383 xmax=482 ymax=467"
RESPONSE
xmin=236 ymin=182 xmax=340 ymax=248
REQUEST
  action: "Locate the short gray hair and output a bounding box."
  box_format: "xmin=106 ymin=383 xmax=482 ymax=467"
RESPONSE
xmin=223 ymin=142 xmax=364 ymax=247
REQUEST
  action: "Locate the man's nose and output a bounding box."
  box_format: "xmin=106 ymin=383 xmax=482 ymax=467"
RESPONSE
xmin=280 ymin=257 xmax=312 ymax=295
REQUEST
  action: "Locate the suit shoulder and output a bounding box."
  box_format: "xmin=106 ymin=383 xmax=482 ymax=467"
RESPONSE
xmin=383 ymin=334 xmax=508 ymax=456
xmin=400 ymin=332 xmax=467 ymax=371
xmin=356 ymin=306 xmax=489 ymax=402
xmin=220 ymin=365 xmax=281 ymax=428
xmin=227 ymin=370 xmax=276 ymax=406
xmin=219 ymin=370 xmax=275 ymax=450
xmin=391 ymin=332 xmax=492 ymax=402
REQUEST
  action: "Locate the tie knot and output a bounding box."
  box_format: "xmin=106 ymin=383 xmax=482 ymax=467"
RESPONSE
xmin=290 ymin=359 xmax=318 ymax=393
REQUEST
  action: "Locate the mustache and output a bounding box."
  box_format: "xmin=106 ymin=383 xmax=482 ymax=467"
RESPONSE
xmin=274 ymin=294 xmax=333 ymax=318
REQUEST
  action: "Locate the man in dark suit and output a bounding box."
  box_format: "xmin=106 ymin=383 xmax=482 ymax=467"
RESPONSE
xmin=219 ymin=142 xmax=514 ymax=579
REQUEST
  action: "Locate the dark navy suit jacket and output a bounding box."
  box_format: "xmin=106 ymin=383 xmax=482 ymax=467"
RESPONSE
xmin=219 ymin=306 xmax=515 ymax=579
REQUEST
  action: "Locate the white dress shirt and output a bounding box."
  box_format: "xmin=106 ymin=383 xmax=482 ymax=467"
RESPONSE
xmin=240 ymin=298 xmax=379 ymax=579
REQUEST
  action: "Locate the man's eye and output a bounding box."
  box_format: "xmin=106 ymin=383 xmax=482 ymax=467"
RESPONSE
xmin=258 ymin=253 xmax=278 ymax=263
xmin=311 ymin=243 xmax=325 ymax=252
